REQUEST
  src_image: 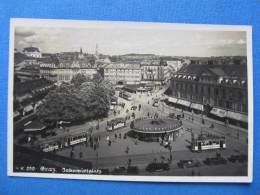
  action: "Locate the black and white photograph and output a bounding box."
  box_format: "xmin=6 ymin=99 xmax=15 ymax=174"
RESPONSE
xmin=8 ymin=19 xmax=253 ymax=183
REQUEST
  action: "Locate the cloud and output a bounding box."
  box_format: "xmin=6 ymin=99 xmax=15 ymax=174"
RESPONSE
xmin=24 ymin=34 xmax=41 ymax=44
xmin=15 ymin=29 xmax=36 ymax=37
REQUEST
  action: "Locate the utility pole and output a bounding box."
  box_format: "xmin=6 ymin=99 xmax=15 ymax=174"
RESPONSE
xmin=96 ymin=152 xmax=98 ymax=169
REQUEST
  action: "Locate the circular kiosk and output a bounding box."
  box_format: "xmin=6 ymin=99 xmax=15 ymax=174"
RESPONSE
xmin=131 ymin=118 xmax=183 ymax=142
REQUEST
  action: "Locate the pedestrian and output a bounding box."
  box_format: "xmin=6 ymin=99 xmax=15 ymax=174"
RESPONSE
xmin=70 ymin=150 xmax=74 ymax=158
xmin=191 ymin=170 xmax=195 ymax=176
xmin=125 ymin=146 xmax=129 ymax=154
xmin=127 ymin=158 xmax=132 ymax=166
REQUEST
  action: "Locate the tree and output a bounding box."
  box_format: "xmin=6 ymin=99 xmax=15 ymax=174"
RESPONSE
xmin=71 ymin=73 xmax=88 ymax=88
xmin=36 ymin=83 xmax=86 ymax=126
xmin=37 ymin=73 xmax=115 ymax=126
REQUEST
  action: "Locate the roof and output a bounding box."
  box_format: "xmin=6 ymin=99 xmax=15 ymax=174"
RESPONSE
xmin=140 ymin=60 xmax=161 ymax=66
xmin=57 ymin=59 xmax=95 ymax=68
xmin=104 ymin=63 xmax=140 ymax=70
xmin=23 ymin=47 xmax=40 ymax=52
xmin=39 ymin=57 xmax=59 ymax=65
xmin=14 ymin=78 xmax=54 ymax=96
xmin=24 ymin=120 xmax=46 ymax=132
xmin=195 ymin=133 xmax=225 ymax=141
xmin=177 ymin=63 xmax=247 ymax=79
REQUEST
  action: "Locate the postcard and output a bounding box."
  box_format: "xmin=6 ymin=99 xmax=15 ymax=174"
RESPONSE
xmin=8 ymin=18 xmax=253 ymax=182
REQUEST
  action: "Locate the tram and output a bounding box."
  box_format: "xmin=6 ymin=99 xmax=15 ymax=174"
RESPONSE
xmin=39 ymin=132 xmax=89 ymax=152
xmin=107 ymin=117 xmax=126 ymax=131
xmin=191 ymin=133 xmax=226 ymax=152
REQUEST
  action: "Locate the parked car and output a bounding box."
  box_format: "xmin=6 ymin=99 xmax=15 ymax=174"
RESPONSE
xmin=131 ymin=106 xmax=137 ymax=110
xmin=146 ymin=162 xmax=170 ymax=172
xmin=111 ymin=166 xmax=126 ymax=175
xmin=127 ymin=166 xmax=139 ymax=175
xmin=228 ymin=154 xmax=247 ymax=163
xmin=177 ymin=160 xmax=201 ymax=168
xmin=100 ymin=168 xmax=110 ymax=175
xmin=168 ymin=113 xmax=175 ymax=118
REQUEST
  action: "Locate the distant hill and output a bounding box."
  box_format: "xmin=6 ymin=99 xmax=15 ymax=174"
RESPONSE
xmin=122 ymin=53 xmax=156 ymax=56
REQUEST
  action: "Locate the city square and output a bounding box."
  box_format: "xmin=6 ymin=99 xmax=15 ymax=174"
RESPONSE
xmin=11 ymin=21 xmax=250 ymax=179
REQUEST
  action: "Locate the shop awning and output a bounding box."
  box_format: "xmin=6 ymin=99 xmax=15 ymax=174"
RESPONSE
xmin=177 ymin=99 xmax=191 ymax=107
xmin=191 ymin=103 xmax=204 ymax=111
xmin=24 ymin=120 xmax=46 ymax=132
xmin=210 ymin=107 xmax=227 ymax=118
xmin=14 ymin=111 xmax=20 ymax=118
xmin=227 ymin=111 xmax=248 ymax=123
xmin=168 ymin=97 xmax=178 ymax=104
xmin=23 ymin=105 xmax=34 ymax=113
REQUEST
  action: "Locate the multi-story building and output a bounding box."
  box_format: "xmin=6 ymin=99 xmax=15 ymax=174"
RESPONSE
xmin=140 ymin=59 xmax=168 ymax=84
xmin=23 ymin=47 xmax=42 ymax=58
xmin=103 ymin=62 xmax=141 ymax=85
xmin=166 ymin=58 xmax=248 ymax=127
xmin=40 ymin=58 xmax=97 ymax=82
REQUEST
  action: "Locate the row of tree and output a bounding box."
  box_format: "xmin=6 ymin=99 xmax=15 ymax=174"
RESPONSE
xmin=36 ymin=73 xmax=115 ymax=127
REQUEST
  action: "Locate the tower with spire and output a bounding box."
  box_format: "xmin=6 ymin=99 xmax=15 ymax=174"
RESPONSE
xmin=95 ymin=44 xmax=99 ymax=59
xmin=78 ymin=47 xmax=84 ymax=59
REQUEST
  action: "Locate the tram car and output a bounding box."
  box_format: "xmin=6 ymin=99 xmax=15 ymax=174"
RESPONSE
xmin=39 ymin=132 xmax=89 ymax=152
xmin=119 ymin=91 xmax=132 ymax=101
xmin=191 ymin=133 xmax=226 ymax=152
xmin=107 ymin=117 xmax=126 ymax=131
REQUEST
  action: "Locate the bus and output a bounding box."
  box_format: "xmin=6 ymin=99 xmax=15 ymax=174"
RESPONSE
xmin=38 ymin=132 xmax=89 ymax=152
xmin=119 ymin=91 xmax=132 ymax=101
xmin=107 ymin=117 xmax=126 ymax=131
xmin=191 ymin=133 xmax=226 ymax=152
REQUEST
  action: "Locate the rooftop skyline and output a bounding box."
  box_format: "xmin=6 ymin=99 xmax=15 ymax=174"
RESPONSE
xmin=15 ymin=27 xmax=247 ymax=57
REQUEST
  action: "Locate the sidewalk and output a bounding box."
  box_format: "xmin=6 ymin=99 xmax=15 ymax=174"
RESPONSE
xmin=161 ymin=103 xmax=248 ymax=133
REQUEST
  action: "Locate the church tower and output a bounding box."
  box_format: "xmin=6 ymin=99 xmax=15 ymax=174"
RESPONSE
xmin=95 ymin=44 xmax=99 ymax=59
xmin=78 ymin=47 xmax=84 ymax=59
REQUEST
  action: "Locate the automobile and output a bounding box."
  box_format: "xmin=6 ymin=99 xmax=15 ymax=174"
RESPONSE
xmin=131 ymin=106 xmax=137 ymax=110
xmin=168 ymin=113 xmax=175 ymax=118
xmin=228 ymin=154 xmax=247 ymax=163
xmin=177 ymin=160 xmax=201 ymax=168
xmin=111 ymin=166 xmax=126 ymax=175
xmin=176 ymin=114 xmax=182 ymax=120
xmin=152 ymin=102 xmax=159 ymax=107
xmin=145 ymin=162 xmax=170 ymax=172
xmin=127 ymin=166 xmax=139 ymax=175
xmin=203 ymin=153 xmax=227 ymax=165
xmin=119 ymin=102 xmax=125 ymax=108
xmin=100 ymin=168 xmax=110 ymax=175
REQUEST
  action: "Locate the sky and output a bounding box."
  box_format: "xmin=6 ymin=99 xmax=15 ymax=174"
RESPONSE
xmin=14 ymin=26 xmax=247 ymax=57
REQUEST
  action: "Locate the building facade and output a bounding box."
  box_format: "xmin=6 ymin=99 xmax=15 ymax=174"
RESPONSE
xmin=40 ymin=58 xmax=97 ymax=82
xmin=167 ymin=59 xmax=248 ymax=126
xmin=23 ymin=47 xmax=42 ymax=58
xmin=103 ymin=62 xmax=141 ymax=85
xmin=140 ymin=60 xmax=167 ymax=84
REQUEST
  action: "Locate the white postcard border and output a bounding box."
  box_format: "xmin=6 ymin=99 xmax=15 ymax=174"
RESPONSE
xmin=8 ymin=18 xmax=254 ymax=183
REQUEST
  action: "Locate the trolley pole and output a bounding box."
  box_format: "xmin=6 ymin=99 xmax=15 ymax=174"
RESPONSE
xmin=96 ymin=152 xmax=98 ymax=169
